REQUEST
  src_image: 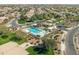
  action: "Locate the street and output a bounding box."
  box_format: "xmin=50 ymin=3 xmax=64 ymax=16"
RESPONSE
xmin=65 ymin=26 xmax=79 ymax=55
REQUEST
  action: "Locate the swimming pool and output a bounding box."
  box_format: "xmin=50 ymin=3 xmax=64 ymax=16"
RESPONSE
xmin=26 ymin=27 xmax=46 ymax=37
xmin=29 ymin=27 xmax=41 ymax=33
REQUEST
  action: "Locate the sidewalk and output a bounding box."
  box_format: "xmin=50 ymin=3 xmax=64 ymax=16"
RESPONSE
xmin=60 ymin=31 xmax=67 ymax=55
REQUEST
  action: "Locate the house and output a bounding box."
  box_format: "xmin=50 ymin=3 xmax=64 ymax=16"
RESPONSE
xmin=0 ymin=16 xmax=8 ymax=23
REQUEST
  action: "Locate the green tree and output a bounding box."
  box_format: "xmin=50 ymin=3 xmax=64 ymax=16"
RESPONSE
xmin=10 ymin=35 xmax=22 ymax=42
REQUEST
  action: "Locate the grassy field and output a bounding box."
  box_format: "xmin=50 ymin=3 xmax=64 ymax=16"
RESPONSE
xmin=26 ymin=46 xmax=54 ymax=55
xmin=0 ymin=25 xmax=28 ymax=45
xmin=26 ymin=47 xmax=38 ymax=55
xmin=18 ymin=18 xmax=26 ymax=24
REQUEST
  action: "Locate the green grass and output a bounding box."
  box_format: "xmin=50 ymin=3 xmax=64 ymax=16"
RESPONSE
xmin=0 ymin=37 xmax=10 ymax=45
xmin=0 ymin=31 xmax=27 ymax=45
xmin=26 ymin=46 xmax=54 ymax=55
xmin=9 ymin=35 xmax=26 ymax=44
xmin=0 ymin=32 xmax=10 ymax=45
xmin=26 ymin=47 xmax=38 ymax=55
xmin=9 ymin=32 xmax=27 ymax=44
xmin=46 ymin=48 xmax=54 ymax=55
xmin=1 ymin=34 xmax=8 ymax=39
xmin=0 ymin=28 xmax=27 ymax=45
xmin=18 ymin=19 xmax=26 ymax=24
xmin=0 ymin=25 xmax=28 ymax=45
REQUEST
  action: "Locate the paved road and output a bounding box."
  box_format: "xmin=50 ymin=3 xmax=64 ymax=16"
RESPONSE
xmin=65 ymin=26 xmax=79 ymax=55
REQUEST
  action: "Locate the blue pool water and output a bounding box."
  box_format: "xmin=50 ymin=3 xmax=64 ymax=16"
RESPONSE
xmin=28 ymin=27 xmax=41 ymax=33
xmin=26 ymin=27 xmax=46 ymax=37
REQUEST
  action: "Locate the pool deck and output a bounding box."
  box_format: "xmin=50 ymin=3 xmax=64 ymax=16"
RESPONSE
xmin=23 ymin=27 xmax=46 ymax=37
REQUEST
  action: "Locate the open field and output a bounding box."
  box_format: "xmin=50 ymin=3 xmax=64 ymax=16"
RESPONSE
xmin=0 ymin=41 xmax=28 ymax=55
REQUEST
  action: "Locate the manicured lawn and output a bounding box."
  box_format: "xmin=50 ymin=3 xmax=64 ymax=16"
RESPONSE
xmin=0 ymin=25 xmax=27 ymax=45
xmin=9 ymin=34 xmax=26 ymax=44
xmin=1 ymin=34 xmax=8 ymax=39
xmin=0 ymin=37 xmax=10 ymax=45
xmin=46 ymin=48 xmax=54 ymax=55
xmin=9 ymin=32 xmax=27 ymax=44
xmin=26 ymin=46 xmax=54 ymax=55
xmin=0 ymin=32 xmax=14 ymax=45
xmin=26 ymin=47 xmax=38 ymax=55
xmin=18 ymin=19 xmax=26 ymax=24
xmin=0 ymin=26 xmax=10 ymax=45
xmin=0 ymin=31 xmax=27 ymax=45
